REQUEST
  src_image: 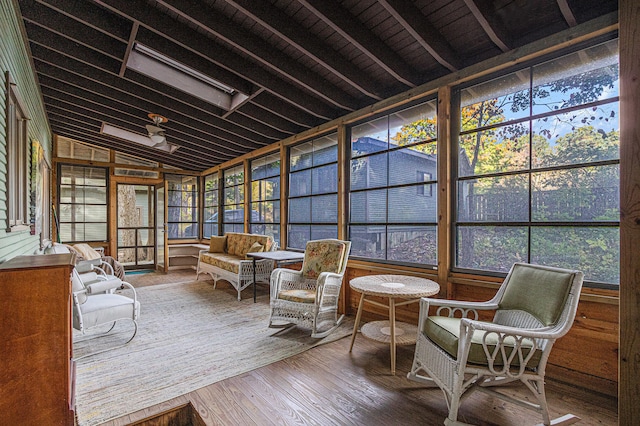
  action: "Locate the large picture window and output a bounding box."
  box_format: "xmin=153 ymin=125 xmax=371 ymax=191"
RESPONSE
xmin=166 ymin=175 xmax=198 ymax=239
xmin=203 ymin=173 xmax=219 ymax=238
xmin=288 ymin=134 xmax=338 ymax=250
xmin=348 ymin=100 xmax=438 ymax=265
xmin=250 ymin=153 xmax=280 ymax=244
xmin=58 ymin=164 xmax=108 ymax=242
xmin=222 ymin=164 xmax=245 ymax=233
xmin=454 ymin=39 xmax=619 ymax=286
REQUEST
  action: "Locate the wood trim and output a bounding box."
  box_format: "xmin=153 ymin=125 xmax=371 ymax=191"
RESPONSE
xmin=337 ymin=124 xmax=348 ymax=241
xmin=436 ymin=86 xmax=451 ymax=299
xmin=619 ymin=0 xmax=640 ymax=422
xmin=279 ymin=145 xmax=288 ymax=250
xmin=243 ymin=159 xmax=250 ymax=232
xmin=52 ymin=157 xmax=199 ymax=175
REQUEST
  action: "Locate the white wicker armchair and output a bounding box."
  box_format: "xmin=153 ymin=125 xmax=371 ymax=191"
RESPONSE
xmin=407 ymin=262 xmax=584 ymax=426
xmin=269 ymin=239 xmax=351 ymax=338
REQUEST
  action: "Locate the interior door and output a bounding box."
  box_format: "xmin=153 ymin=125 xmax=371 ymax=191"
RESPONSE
xmin=156 ymin=182 xmax=167 ymax=272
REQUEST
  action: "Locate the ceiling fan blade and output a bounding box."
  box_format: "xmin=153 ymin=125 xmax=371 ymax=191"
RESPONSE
xmin=146 ymin=124 xmax=165 ymax=134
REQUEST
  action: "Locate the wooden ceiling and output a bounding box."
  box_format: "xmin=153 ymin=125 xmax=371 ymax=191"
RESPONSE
xmin=17 ymin=0 xmax=618 ymax=171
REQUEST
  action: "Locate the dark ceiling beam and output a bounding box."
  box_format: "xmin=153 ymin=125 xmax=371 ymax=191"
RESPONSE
xmin=298 ymin=0 xmax=421 ymax=88
xmin=119 ymin=21 xmax=138 ymax=76
xmin=21 ymin=1 xmax=125 ymax=61
xmin=462 ymin=0 xmax=512 ymax=52
xmin=377 ymin=0 xmax=462 ymax=72
xmin=29 ymin=45 xmax=270 ymax=149
xmin=91 ymin=0 xmax=354 ymax=117
xmin=234 ymin=103 xmax=303 ymax=136
xmin=24 ymin=23 xmax=283 ymax=142
xmin=557 ymin=0 xmax=578 ymax=27
xmin=33 ymin=61 xmax=263 ymax=156
xmin=43 ymin=97 xmax=230 ymax=163
xmin=47 ymin=110 xmax=219 ymax=168
xmin=32 ymin=0 xmax=131 ymax=42
xmin=250 ymin=92 xmax=323 ymax=129
xmin=38 ymin=77 xmax=245 ymax=157
xmin=220 ymin=0 xmax=385 ymax=100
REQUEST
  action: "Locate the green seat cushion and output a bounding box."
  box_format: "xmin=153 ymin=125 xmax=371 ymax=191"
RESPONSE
xmin=500 ymin=264 xmax=574 ymax=326
xmin=425 ymin=316 xmax=541 ymax=367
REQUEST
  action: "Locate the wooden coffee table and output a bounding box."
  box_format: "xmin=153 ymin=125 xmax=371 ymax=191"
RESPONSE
xmin=349 ymin=274 xmax=440 ymax=375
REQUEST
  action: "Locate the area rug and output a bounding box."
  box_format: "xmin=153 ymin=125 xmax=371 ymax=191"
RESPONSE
xmin=73 ymin=279 xmax=353 ymax=426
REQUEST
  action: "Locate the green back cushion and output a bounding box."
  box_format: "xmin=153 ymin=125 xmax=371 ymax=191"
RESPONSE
xmin=425 ymin=316 xmax=541 ymax=366
xmin=499 ymin=264 xmax=574 ymax=326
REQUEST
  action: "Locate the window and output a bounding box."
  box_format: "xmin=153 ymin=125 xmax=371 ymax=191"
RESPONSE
xmin=166 ymin=175 xmax=198 ymax=239
xmin=288 ymin=134 xmax=338 ymax=250
xmin=203 ymin=173 xmax=219 ymax=238
xmin=58 ymin=165 xmax=108 ymax=242
xmin=222 ymin=165 xmax=245 ymax=233
xmin=454 ymin=39 xmax=619 ymax=287
xmin=417 ymin=172 xmax=433 ymax=196
xmin=6 ymin=72 xmax=29 ymax=230
xmin=250 ymin=153 xmax=280 ymax=244
xmin=349 ymin=100 xmax=438 ymax=265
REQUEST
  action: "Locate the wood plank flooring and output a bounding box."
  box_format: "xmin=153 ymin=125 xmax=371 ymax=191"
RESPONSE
xmin=101 ymin=271 xmax=618 ymax=426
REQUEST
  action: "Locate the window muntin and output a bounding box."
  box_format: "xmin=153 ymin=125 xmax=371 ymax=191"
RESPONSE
xmin=58 ymin=165 xmax=108 ymax=242
xmin=203 ymin=173 xmax=219 ymax=238
xmin=166 ymin=175 xmax=198 ymax=239
xmin=250 ymin=153 xmax=281 ymax=243
xmin=287 ymin=134 xmax=338 ymax=250
xmin=222 ymin=165 xmax=245 ymax=234
xmin=349 ymin=100 xmax=438 ymax=266
xmin=454 ymin=39 xmax=620 ymax=286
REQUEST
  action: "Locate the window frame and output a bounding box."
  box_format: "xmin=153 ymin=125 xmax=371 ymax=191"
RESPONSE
xmin=222 ymin=164 xmax=245 ymax=234
xmin=451 ymin=37 xmax=620 ymax=289
xmin=57 ymin=164 xmax=109 ymax=243
xmin=287 ymin=133 xmax=339 ymax=250
xmin=250 ymin=152 xmax=281 ymax=244
xmin=5 ymin=72 xmax=29 ymax=231
xmin=166 ymin=174 xmax=199 ymax=240
xmin=347 ymin=98 xmax=439 ymax=267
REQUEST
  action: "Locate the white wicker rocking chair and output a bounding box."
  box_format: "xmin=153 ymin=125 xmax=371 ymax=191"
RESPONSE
xmin=269 ymin=239 xmax=351 ymax=338
xmin=407 ymin=262 xmax=584 ymax=426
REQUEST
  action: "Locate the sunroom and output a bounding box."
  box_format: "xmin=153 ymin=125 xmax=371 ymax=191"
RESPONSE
xmin=1 ymin=0 xmax=638 ymax=425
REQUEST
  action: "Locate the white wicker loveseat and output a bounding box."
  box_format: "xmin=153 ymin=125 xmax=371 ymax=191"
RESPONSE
xmin=196 ymin=232 xmax=276 ymax=300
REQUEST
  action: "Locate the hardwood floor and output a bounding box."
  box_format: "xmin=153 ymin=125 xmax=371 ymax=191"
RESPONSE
xmin=102 ymin=271 xmax=618 ymax=426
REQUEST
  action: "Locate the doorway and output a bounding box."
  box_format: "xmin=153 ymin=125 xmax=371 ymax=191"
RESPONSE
xmin=117 ymin=184 xmax=156 ymax=270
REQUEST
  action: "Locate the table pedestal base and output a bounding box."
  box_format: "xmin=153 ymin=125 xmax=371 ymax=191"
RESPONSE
xmin=360 ymin=320 xmax=418 ymax=346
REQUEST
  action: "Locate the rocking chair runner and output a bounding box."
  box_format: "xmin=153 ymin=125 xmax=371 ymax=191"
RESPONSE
xmin=407 ymin=262 xmax=584 ymax=426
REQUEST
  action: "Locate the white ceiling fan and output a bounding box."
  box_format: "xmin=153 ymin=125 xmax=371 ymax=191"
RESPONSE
xmin=146 ymin=113 xmax=170 ymax=149
xmin=100 ymin=113 xmax=180 ymax=153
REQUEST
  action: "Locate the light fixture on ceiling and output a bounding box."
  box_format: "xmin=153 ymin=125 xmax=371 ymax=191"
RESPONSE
xmin=125 ymin=43 xmax=248 ymax=111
